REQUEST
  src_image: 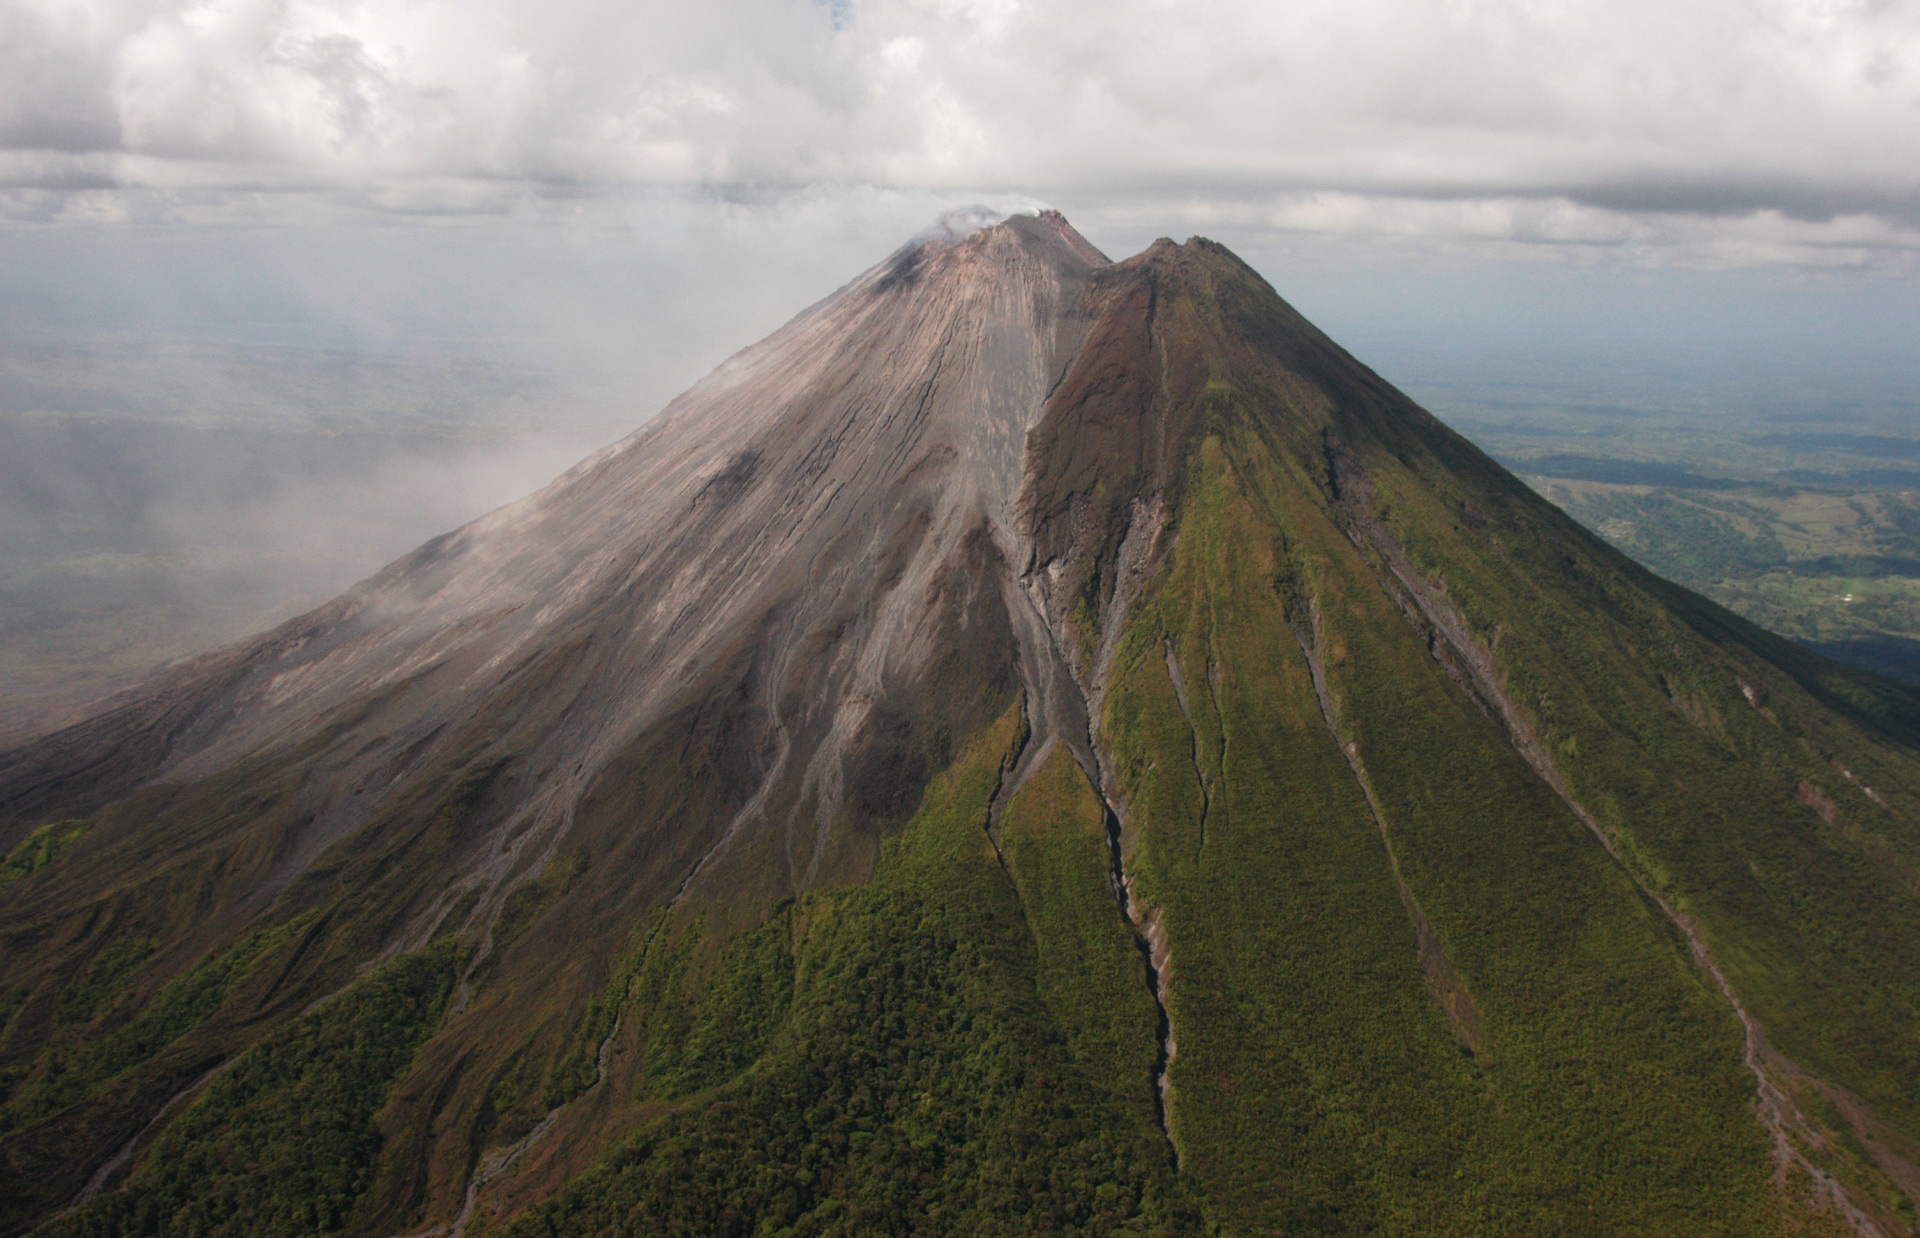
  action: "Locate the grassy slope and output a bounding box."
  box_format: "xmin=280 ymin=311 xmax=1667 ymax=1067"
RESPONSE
xmin=1381 ymin=452 xmax=1920 ymax=1227
xmin=37 ymin=939 xmax=460 ymax=1238
xmin=505 ymin=706 xmax=1196 ymax=1238
xmin=1354 ymin=373 xmax=1920 ymax=1090
xmin=1101 ymin=417 xmax=1780 ymax=1235
xmin=0 ymin=715 xmax=545 ymax=1233
xmin=0 ymin=625 xmax=760 ymax=1235
xmin=995 ymin=740 xmax=1163 ymax=1133
xmin=498 ymin=332 xmax=1870 ymax=1236
xmin=1139 ymin=243 xmax=1920 ymax=1230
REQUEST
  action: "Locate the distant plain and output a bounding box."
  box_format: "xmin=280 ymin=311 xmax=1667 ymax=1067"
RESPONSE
xmin=1378 ymin=347 xmax=1920 ymax=686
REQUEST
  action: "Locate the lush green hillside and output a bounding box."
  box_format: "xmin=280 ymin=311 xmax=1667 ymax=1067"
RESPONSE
xmin=42 ymin=940 xmax=458 ymax=1238
xmin=506 ymin=709 xmax=1195 ymax=1238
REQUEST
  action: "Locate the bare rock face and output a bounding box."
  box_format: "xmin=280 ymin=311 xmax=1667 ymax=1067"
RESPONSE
xmin=6 ymin=212 xmax=1920 ymax=1238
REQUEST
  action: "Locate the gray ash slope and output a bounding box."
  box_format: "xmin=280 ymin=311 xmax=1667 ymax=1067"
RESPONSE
xmin=3 ymin=208 xmax=1110 ymax=908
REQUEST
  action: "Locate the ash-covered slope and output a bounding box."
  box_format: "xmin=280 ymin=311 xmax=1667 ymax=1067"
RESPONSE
xmin=1 ymin=207 xmax=1104 ymax=882
xmin=6 ymin=213 xmax=1920 ymax=1238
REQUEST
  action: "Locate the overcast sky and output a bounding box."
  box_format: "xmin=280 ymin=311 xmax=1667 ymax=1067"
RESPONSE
xmin=3 ymin=0 xmax=1917 ymax=417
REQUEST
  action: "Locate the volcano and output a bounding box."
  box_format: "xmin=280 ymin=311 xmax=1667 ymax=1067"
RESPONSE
xmin=4 ymin=210 xmax=1920 ymax=1238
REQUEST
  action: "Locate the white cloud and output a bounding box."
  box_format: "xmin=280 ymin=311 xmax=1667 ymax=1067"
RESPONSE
xmin=0 ymin=0 xmax=1914 ymax=265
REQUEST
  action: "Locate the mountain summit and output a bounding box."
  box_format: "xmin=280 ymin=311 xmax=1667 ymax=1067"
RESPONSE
xmin=4 ymin=212 xmax=1920 ymax=1237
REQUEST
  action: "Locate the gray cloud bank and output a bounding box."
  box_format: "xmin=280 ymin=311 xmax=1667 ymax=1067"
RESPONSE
xmin=2 ymin=0 xmax=1917 ymax=264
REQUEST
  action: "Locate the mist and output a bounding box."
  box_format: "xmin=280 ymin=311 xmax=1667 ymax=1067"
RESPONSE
xmin=0 ymin=341 xmax=616 ymax=737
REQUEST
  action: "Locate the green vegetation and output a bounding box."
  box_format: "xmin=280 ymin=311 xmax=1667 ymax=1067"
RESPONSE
xmin=1399 ymin=461 xmax=1920 ymax=1158
xmin=546 ymin=901 xmax=797 ymax=1110
xmin=1 ymin=914 xmax=320 ymax=1136
xmin=2 ymin=731 xmax=570 ymax=1232
xmin=39 ymin=939 xmax=459 ymax=1238
xmin=511 ymin=711 xmax=1195 ymax=1238
xmin=995 ymin=743 xmax=1164 ymax=1130
xmin=0 ymin=819 xmax=88 ymax=884
xmin=56 ymin=936 xmax=158 ymax=1026
xmin=1342 ymin=379 xmax=1920 ymax=1231
xmin=649 ymin=908 xmax=794 ymax=1098
xmin=1091 ymin=412 xmax=1783 ymax=1235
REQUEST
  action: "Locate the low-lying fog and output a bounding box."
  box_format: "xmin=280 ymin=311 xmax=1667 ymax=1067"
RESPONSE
xmin=0 ymin=342 xmax=629 ymax=738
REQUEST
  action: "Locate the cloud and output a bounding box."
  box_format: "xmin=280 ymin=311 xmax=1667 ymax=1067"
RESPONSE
xmin=0 ymin=0 xmax=1914 ymax=264
xmin=0 ymin=1 xmax=120 ymax=152
xmin=1071 ymin=190 xmax=1920 ymax=272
